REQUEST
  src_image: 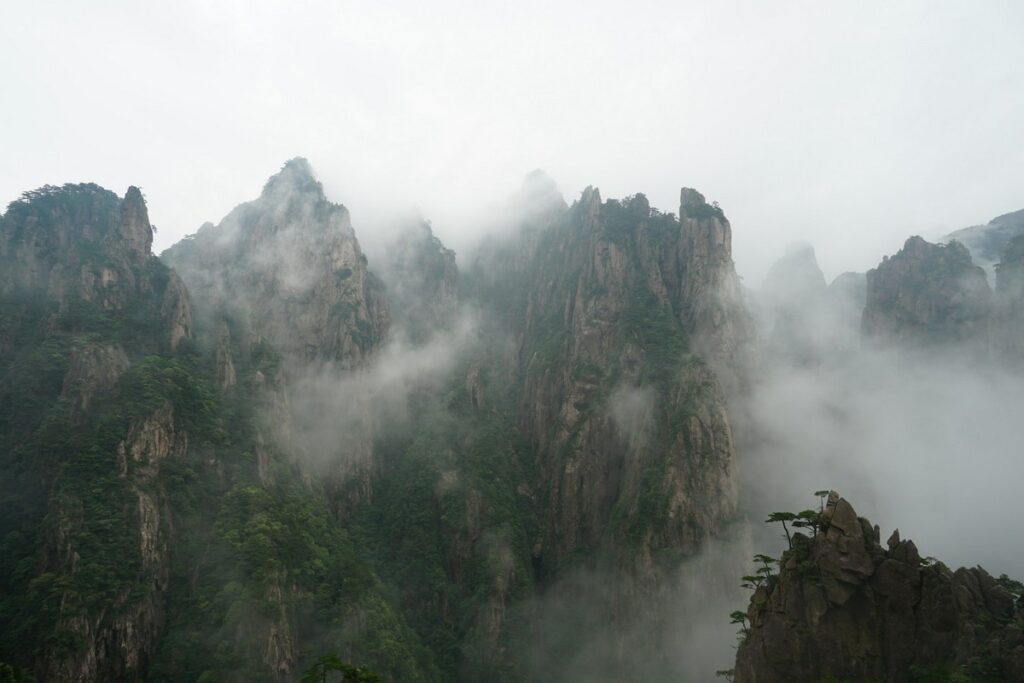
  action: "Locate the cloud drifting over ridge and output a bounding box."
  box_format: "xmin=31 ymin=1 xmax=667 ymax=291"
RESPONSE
xmin=1 ymin=1 xmax=1023 ymax=283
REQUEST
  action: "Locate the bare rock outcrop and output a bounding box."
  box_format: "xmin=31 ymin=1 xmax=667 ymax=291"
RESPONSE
xmin=676 ymin=188 xmax=754 ymax=373
xmin=518 ymin=188 xmax=747 ymax=571
xmin=734 ymin=492 xmax=1024 ymax=683
xmin=162 ymin=158 xmax=388 ymax=368
xmin=60 ymin=343 xmax=131 ymax=416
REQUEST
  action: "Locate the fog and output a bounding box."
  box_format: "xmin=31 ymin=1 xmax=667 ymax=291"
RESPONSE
xmin=186 ymin=159 xmax=1024 ymax=680
xmin=5 ymin=2 xmax=1024 ymax=680
xmin=283 ymin=312 xmax=479 ymax=474
xmin=4 ymin=1 xmax=1024 ymax=283
xmin=518 ymin=528 xmax=751 ymax=682
xmin=740 ymin=266 xmax=1024 ymax=579
xmin=741 ymin=347 xmax=1024 ymax=575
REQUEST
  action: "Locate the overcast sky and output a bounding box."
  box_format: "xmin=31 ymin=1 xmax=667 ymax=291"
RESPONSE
xmin=2 ymin=0 xmax=1022 ymax=284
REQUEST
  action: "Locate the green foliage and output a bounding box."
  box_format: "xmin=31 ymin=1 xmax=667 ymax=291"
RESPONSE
xmin=301 ymin=652 xmax=381 ymax=683
xmin=681 ymin=199 xmax=726 ymax=221
xmin=0 ymin=662 xmax=32 ymax=683
xmin=250 ymin=340 xmax=282 ymax=375
xmin=348 ymin=370 xmax=536 ymax=680
xmin=3 ymin=183 xmax=120 ymax=246
xmin=729 ymin=610 xmax=749 ymax=640
xmin=765 ymin=511 xmax=796 ymax=548
xmin=792 ymin=509 xmax=821 ymax=537
xmin=114 ymin=355 xmax=222 ymax=437
xmin=995 ymin=574 xmax=1024 ymax=607
xmin=909 ymin=662 xmax=977 ymax=683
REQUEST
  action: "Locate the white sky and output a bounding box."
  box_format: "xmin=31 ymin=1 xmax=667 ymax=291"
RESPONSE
xmin=2 ymin=0 xmax=1022 ymax=284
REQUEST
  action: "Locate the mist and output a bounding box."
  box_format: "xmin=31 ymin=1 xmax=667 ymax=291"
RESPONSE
xmin=4 ymin=2 xmax=1024 ymax=681
xmin=4 ymin=1 xmax=1024 ymax=285
xmin=282 ymin=312 xmax=479 ymax=474
xmin=517 ymin=528 xmax=752 ymax=682
xmin=739 ymin=268 xmax=1024 ymax=578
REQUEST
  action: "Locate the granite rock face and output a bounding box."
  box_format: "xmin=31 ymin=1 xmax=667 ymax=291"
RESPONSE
xmin=676 ymin=188 xmax=754 ymax=380
xmin=734 ymin=492 xmax=1024 ymax=683
xmin=0 ymin=184 xmax=196 ymax=681
xmin=380 ymin=218 xmax=460 ymax=342
xmin=0 ymin=183 xmax=192 ymax=352
xmin=162 ymin=159 xmax=393 ymax=509
xmin=162 ymin=158 xmax=388 ymax=368
xmin=2 ymin=166 xmax=757 ymax=682
xmin=862 ymin=236 xmax=992 ymax=348
xmin=516 ymin=188 xmax=749 ymax=573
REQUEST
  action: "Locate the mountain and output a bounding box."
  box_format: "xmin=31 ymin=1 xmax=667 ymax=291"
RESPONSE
xmin=943 ymin=208 xmax=1024 ymax=275
xmin=733 ymin=492 xmax=1024 ymax=683
xmin=0 ymin=162 xmax=754 ymax=682
xmin=862 ymin=236 xmax=992 ymax=349
xmin=0 ymin=183 xmax=195 ymax=681
xmin=162 ymin=158 xmax=388 ymax=367
xmin=757 ymin=244 xmax=827 ymax=360
xmin=515 ymin=187 xmax=749 ymax=570
xmin=755 ymin=245 xmax=867 ymax=362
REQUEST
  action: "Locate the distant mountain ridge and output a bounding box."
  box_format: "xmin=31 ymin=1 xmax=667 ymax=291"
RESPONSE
xmin=943 ymin=207 xmax=1024 ymax=273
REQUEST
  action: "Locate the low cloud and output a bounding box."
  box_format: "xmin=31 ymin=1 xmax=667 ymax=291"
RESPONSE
xmin=280 ymin=311 xmax=479 ymax=474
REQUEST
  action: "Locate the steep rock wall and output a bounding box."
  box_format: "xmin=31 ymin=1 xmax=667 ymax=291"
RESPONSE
xmin=734 ymin=493 xmax=1024 ymax=683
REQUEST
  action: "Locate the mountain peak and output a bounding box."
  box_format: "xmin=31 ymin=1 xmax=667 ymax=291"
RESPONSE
xmin=680 ymin=187 xmax=706 ymax=208
xmin=119 ymin=185 xmax=153 ymax=259
xmin=260 ymin=157 xmax=323 ymax=199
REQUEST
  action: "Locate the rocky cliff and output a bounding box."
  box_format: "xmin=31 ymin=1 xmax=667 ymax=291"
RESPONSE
xmin=734 ymin=492 xmax=1024 ymax=683
xmin=162 ymin=158 xmax=388 ymax=367
xmin=0 ymin=183 xmax=192 ymax=353
xmin=0 ymin=184 xmax=197 ymax=681
xmin=378 ymin=218 xmax=459 ymax=342
xmin=676 ymin=189 xmax=754 ymax=375
xmin=1 ymin=166 xmax=756 ymax=683
xmin=455 ymin=185 xmax=751 ymax=680
xmin=994 ymin=235 xmax=1024 ymax=364
xmin=343 ymin=179 xmax=754 ymax=681
xmin=517 ymin=188 xmax=748 ymax=573
xmin=163 ymin=158 xmax=393 ymax=502
xmin=155 ymin=162 xmax=442 ymax=682
xmin=862 ymin=236 xmax=992 ymax=348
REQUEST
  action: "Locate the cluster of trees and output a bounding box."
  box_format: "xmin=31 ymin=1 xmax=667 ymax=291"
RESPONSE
xmin=717 ymin=492 xmax=833 ymax=680
xmin=301 ymin=652 xmax=381 ymax=683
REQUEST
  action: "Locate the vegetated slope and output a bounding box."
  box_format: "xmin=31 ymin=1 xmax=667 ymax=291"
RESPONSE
xmin=0 ymin=183 xmax=197 ymax=681
xmin=0 ymin=179 xmax=432 ymax=683
xmin=1 ymin=161 xmax=754 ymax=682
xmin=453 ymin=183 xmax=753 ymax=680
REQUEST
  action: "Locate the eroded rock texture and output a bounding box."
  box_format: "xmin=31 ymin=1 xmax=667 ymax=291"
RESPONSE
xmin=735 ymin=493 xmax=1024 ymax=683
